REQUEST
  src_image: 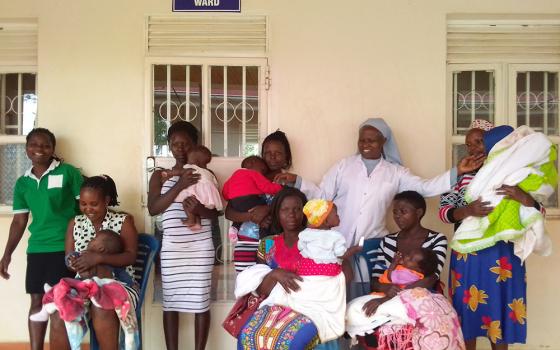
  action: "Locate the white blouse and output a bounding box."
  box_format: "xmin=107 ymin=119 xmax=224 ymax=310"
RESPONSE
xmin=300 ymin=155 xmax=452 ymax=245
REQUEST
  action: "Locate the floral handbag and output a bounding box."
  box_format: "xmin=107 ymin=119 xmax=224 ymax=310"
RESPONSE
xmin=222 ymin=293 xmax=264 ymax=337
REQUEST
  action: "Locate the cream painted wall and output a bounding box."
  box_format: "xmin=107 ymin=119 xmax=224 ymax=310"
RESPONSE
xmin=1 ymin=0 xmax=560 ymax=348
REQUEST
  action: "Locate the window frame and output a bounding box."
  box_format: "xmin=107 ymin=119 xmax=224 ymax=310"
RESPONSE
xmin=142 ymin=56 xmax=270 ymax=227
xmin=446 ymin=63 xmax=506 ymax=165
xmin=144 ymin=56 xmax=269 ymax=159
xmin=507 ymin=64 xmax=560 ymax=132
xmin=0 ymin=65 xmax=37 ymax=215
xmin=447 ymin=63 xmax=560 ymax=217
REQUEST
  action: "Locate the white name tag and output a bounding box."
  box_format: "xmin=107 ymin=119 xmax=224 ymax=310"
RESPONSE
xmin=47 ymin=174 xmax=63 ymax=189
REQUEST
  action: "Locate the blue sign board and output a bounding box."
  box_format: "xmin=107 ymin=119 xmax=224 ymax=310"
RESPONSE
xmin=173 ymin=0 xmax=240 ymax=12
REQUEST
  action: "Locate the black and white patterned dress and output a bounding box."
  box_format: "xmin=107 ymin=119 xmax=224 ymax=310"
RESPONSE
xmin=160 ymin=176 xmax=215 ymax=313
xmin=73 ymin=211 xmax=139 ymax=307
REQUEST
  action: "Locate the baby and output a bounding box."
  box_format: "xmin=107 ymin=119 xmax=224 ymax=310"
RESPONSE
xmin=170 ymin=145 xmax=223 ymax=230
xmin=345 ymin=248 xmax=439 ymax=347
xmin=75 ymin=230 xmax=131 ymax=283
xmin=222 ymin=156 xmax=283 ymax=241
xmin=31 ymin=230 xmax=131 ymax=322
xmin=31 ymin=230 xmax=139 ymax=350
xmin=298 ymin=199 xmax=349 ymax=264
xmin=363 ymin=248 xmax=439 ymax=315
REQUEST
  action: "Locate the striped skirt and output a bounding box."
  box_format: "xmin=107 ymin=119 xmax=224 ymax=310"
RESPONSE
xmin=233 ymin=235 xmax=260 ymax=273
xmin=160 ymin=234 xmax=215 ymax=313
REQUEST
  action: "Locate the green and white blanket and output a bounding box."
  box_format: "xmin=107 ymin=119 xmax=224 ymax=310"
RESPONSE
xmin=451 ymin=126 xmax=557 ymax=261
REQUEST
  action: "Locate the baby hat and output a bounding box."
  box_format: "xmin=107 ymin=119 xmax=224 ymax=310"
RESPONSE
xmin=483 ymin=125 xmax=514 ymax=154
xmin=303 ymin=199 xmax=334 ymax=228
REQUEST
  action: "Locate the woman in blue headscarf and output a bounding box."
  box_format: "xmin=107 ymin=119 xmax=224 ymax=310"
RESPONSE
xmin=276 ymin=118 xmax=483 ymax=297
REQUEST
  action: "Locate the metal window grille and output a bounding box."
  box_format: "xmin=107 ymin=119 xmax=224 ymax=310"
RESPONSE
xmin=1 ymin=73 xmax=37 ymax=135
xmin=0 ymin=73 xmax=36 ymax=206
xmin=516 ymin=71 xmax=559 ymax=136
xmin=452 ymin=70 xmax=495 ymax=135
xmin=152 ymin=64 xmax=260 ymax=157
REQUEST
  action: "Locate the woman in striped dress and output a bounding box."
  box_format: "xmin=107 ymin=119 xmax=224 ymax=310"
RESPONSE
xmin=148 ymin=121 xmax=218 ymax=350
xmin=226 ymin=131 xmax=294 ymax=272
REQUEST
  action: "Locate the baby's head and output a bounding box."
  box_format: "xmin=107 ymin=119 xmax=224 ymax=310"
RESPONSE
xmin=399 ymin=248 xmax=438 ymax=276
xmin=392 ymin=191 xmax=426 ymax=231
xmin=483 ymin=125 xmax=514 ymax=155
xmin=303 ymin=199 xmax=340 ymax=229
xmin=187 ymin=145 xmax=212 ymax=168
xmin=87 ymin=229 xmax=124 ymax=255
xmin=241 ymin=155 xmax=269 ymax=175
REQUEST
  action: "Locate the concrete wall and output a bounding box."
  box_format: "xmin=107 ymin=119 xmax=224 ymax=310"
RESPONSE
xmin=1 ymin=0 xmax=559 ymax=348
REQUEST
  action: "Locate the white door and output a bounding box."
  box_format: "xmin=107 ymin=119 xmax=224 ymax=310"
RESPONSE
xmin=141 ymin=58 xmax=269 ymax=349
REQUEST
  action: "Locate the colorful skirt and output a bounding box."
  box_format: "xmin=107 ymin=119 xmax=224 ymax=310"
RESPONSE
xmin=449 ymin=241 xmax=527 ymax=344
xmin=238 ymin=305 xmax=320 ymax=350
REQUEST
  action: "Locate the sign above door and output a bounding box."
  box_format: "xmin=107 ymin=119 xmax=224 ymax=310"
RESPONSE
xmin=173 ymin=0 xmax=240 ymax=12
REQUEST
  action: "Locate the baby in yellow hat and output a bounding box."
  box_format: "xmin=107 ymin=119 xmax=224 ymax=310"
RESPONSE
xmin=299 ymin=199 xmax=363 ymax=279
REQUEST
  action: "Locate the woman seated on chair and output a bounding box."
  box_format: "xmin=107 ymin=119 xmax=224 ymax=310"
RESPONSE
xmin=369 ymin=191 xmax=447 ymax=294
xmin=348 ymin=191 xmax=461 ymax=350
xmin=50 ymin=175 xmax=139 ymax=350
xmin=344 ymin=191 xmax=465 ymax=350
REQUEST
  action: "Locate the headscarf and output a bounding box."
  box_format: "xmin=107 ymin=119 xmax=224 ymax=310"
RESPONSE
xmin=303 ymin=199 xmax=334 ymax=228
xmin=483 ymin=125 xmax=514 ymax=154
xmin=360 ymin=118 xmax=402 ymax=165
xmin=470 ymin=119 xmax=494 ymax=131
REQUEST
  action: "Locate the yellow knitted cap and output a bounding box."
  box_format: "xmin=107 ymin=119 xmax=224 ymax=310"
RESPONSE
xmin=303 ymin=199 xmax=334 ymax=228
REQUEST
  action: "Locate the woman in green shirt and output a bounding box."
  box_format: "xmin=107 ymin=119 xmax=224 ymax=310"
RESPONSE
xmin=0 ymin=128 xmax=83 ymax=350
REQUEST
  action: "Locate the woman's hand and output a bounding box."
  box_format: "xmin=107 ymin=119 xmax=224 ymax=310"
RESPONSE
xmin=362 ymin=298 xmax=388 ymax=317
xmin=272 ymin=268 xmax=303 ymax=293
xmin=273 ymin=173 xmax=298 ymax=186
xmin=388 ymin=252 xmax=402 ymax=272
xmin=259 ymin=215 xmax=272 ymax=229
xmin=176 ymin=169 xmax=201 ymax=190
xmin=73 ymin=251 xmax=102 ymax=274
xmin=66 ymin=253 xmax=79 ymax=272
xmin=182 ymin=196 xmax=201 ymax=213
xmin=248 ymin=205 xmax=270 ymax=225
xmin=161 ymin=168 xmax=185 ymax=181
xmin=466 ymin=198 xmax=493 ymax=217
xmin=457 ymin=154 xmax=486 ymax=175
xmin=497 ymin=185 xmax=536 ymax=207
xmin=0 ymin=254 xmax=11 ymax=279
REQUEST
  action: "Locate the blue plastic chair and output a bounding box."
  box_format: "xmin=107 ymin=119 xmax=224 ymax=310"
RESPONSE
xmin=354 ymin=238 xmax=382 ymax=295
xmin=90 ymin=233 xmax=160 ymax=350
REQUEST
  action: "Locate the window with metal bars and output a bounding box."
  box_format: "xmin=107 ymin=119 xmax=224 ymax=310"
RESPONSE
xmin=152 ymin=64 xmax=262 ymax=158
xmin=446 ymin=17 xmax=560 ymax=212
xmin=0 ymin=72 xmax=37 ymax=206
xmin=448 ymin=64 xmax=560 ymax=210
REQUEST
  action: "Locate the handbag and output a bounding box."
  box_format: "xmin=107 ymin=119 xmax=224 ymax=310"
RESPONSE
xmin=222 ymin=293 xmax=264 ymax=337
